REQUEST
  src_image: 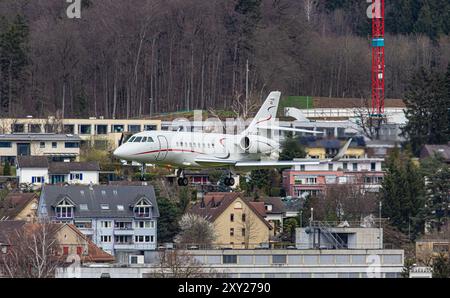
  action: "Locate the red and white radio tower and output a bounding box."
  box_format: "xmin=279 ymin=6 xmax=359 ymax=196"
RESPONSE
xmin=371 ymin=0 xmax=385 ymax=116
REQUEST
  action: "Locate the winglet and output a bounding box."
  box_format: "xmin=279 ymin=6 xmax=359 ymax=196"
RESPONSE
xmin=331 ymin=138 xmax=352 ymax=162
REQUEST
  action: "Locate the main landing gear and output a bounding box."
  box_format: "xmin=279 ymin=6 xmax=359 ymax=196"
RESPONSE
xmin=224 ymin=173 xmax=235 ymax=187
xmin=176 ymin=169 xmax=189 ymax=186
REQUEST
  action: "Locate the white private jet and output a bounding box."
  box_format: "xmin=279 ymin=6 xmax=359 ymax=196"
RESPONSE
xmin=113 ymin=91 xmax=352 ymax=186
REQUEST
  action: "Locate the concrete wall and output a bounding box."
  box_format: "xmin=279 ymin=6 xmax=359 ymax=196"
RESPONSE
xmin=55 ymin=249 xmax=404 ymax=278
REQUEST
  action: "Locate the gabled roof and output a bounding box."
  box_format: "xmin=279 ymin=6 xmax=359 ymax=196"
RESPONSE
xmin=40 ymin=185 xmax=159 ymax=219
xmin=189 ymin=192 xmax=272 ymax=229
xmin=48 ymin=161 xmax=100 ymax=174
xmin=0 ymin=192 xmax=38 ymax=220
xmin=0 ymin=220 xmax=27 ymax=244
xmin=420 ymin=144 xmax=450 ymax=162
xmin=16 ymin=156 xmax=49 ymax=168
xmin=60 ymin=224 xmax=115 ymax=263
xmin=260 ymin=197 xmax=285 ymax=214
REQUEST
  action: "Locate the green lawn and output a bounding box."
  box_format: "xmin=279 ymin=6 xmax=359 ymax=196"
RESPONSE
xmin=278 ymin=96 xmax=314 ymax=116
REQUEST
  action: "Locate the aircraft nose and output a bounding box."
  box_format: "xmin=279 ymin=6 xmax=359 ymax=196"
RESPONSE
xmin=113 ymin=146 xmax=126 ymax=159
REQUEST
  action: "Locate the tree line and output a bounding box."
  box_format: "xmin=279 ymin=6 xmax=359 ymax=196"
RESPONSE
xmin=0 ymin=0 xmax=449 ymax=119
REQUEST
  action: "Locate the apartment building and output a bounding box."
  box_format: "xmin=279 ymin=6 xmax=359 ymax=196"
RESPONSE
xmin=0 ymin=134 xmax=81 ymax=165
xmin=38 ymin=185 xmax=159 ymax=264
xmin=0 ymin=117 xmax=161 ymax=149
xmin=282 ymin=158 xmax=384 ymax=198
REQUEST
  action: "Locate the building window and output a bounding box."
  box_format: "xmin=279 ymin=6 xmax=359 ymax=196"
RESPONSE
xmin=52 ymin=142 xmax=57 ymax=148
xmin=128 ymin=125 xmax=141 ymax=133
xmin=28 ymin=124 xmax=42 ymax=133
xmin=115 ymin=235 xmax=131 ymax=244
xmin=31 ymin=176 xmax=44 ymax=184
xmin=242 ymin=213 xmax=246 ymax=222
xmin=144 ymin=125 xmax=157 ymax=131
xmin=150 ymin=235 xmax=154 ymax=242
xmin=96 ymin=125 xmax=108 ymax=135
xmin=134 ymin=199 xmax=152 ymax=218
xmin=343 ymin=162 xmax=348 ymax=170
xmin=230 ymin=228 xmax=234 ymax=236
xmin=63 ymin=246 xmax=69 ymax=255
xmin=65 ymin=142 xmax=80 ymax=148
xmin=100 ymin=235 xmax=112 ymax=243
xmin=352 ymin=163 xmax=357 ymax=171
xmin=40 ymin=142 xmax=45 ymax=148
xmin=112 ymin=125 xmax=124 ymax=133
xmin=371 ymin=162 xmax=376 ymax=171
xmin=241 ymin=228 xmax=246 ymax=236
xmin=272 ymin=255 xmax=287 ymax=264
xmin=230 ymin=214 xmax=234 ymax=222
xmin=12 ymin=124 xmax=24 ymax=133
xmin=64 ymin=125 xmax=75 ymax=134
xmin=76 ymin=246 xmax=83 ymax=255
xmin=0 ymin=142 xmax=12 ymax=148
xmin=328 ymin=164 xmax=333 ymax=171
xmin=135 ymin=235 xmax=149 ymax=243
xmin=101 ymin=221 xmax=112 ymax=228
xmin=70 ymin=173 xmax=83 ymax=180
xmin=135 ymin=221 xmax=151 ymax=228
xmin=55 ymin=199 xmax=74 ymax=219
xmin=223 ymin=255 xmax=237 ymax=264
xmin=300 ymin=165 xmax=305 ymax=171
xmin=79 ymin=125 xmax=91 ymax=135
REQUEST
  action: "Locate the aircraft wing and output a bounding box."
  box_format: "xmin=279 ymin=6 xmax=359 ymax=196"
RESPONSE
xmin=234 ymin=160 xmax=323 ymax=170
xmin=256 ymin=125 xmax=324 ymax=134
xmin=195 ymin=157 xmax=238 ymax=167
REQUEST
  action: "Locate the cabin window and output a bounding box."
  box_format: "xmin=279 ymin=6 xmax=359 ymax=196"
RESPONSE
xmin=141 ymin=137 xmax=147 ymax=142
xmin=127 ymin=137 xmax=136 ymax=143
xmin=147 ymin=137 xmax=154 ymax=142
xmin=134 ymin=137 xmax=142 ymax=142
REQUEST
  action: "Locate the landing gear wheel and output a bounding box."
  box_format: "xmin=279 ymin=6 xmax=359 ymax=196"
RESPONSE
xmin=178 ymin=177 xmax=189 ymax=186
xmin=224 ymin=177 xmax=235 ymax=186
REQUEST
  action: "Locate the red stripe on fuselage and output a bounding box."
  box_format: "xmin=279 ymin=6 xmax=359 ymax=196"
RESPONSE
xmin=134 ymin=149 xmax=206 ymax=156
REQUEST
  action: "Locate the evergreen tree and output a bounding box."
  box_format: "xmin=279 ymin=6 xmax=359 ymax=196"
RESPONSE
xmin=3 ymin=162 xmax=10 ymax=176
xmin=401 ymin=67 xmax=449 ymax=155
xmin=279 ymin=132 xmax=306 ymax=161
xmin=379 ymin=148 xmax=426 ymax=239
xmin=156 ymin=196 xmax=182 ymax=243
xmin=421 ymin=156 xmax=450 ymax=232
xmin=0 ymin=15 xmax=29 ymax=115
xmin=432 ymin=253 xmax=450 ymax=278
xmin=446 ymin=64 xmax=450 ymax=139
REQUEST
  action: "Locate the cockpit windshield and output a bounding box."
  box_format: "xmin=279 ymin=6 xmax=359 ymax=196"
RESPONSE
xmin=127 ymin=136 xmax=136 ymax=143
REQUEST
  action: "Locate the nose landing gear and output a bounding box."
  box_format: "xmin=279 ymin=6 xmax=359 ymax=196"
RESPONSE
xmin=224 ymin=172 xmax=235 ymax=187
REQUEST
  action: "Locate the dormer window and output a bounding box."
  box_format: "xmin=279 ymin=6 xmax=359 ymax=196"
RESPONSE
xmin=134 ymin=199 xmax=152 ymax=218
xmin=55 ymin=198 xmax=74 ymax=219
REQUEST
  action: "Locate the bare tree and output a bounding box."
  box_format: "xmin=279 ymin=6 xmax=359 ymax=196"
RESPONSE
xmin=0 ymin=222 xmax=62 ymax=278
xmin=150 ymin=249 xmax=220 ymax=278
xmin=240 ymin=207 xmax=262 ymax=249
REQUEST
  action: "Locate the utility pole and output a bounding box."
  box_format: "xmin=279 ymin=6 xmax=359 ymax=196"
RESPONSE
xmin=245 ymin=59 xmax=249 ymax=112
xmin=379 ymin=201 xmax=382 ymax=248
xmin=149 ymin=97 xmax=153 ymax=118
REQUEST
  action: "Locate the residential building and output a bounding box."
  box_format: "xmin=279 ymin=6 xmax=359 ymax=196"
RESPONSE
xmin=56 ymin=248 xmax=405 ymax=278
xmin=260 ymin=197 xmax=285 ymax=233
xmin=416 ymin=238 xmax=450 ymax=264
xmin=301 ymin=138 xmax=366 ymax=159
xmin=0 ymin=192 xmax=39 ymax=222
xmin=38 ymin=185 xmax=160 ymax=264
xmin=420 ymin=143 xmax=450 ymax=164
xmin=189 ymin=192 xmax=273 ymax=249
xmin=282 ymin=158 xmax=384 ymax=198
xmin=0 ymin=221 xmax=114 ymax=264
xmin=0 ymin=117 xmax=161 ymax=149
xmin=16 ymin=156 xmax=100 ymax=186
xmin=0 ymin=133 xmax=81 ymax=165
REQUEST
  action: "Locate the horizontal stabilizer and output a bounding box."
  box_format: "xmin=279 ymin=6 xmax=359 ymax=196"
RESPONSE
xmin=256 ymin=125 xmax=324 ymax=134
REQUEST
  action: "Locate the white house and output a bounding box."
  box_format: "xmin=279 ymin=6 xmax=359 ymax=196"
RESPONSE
xmin=16 ymin=156 xmax=100 ymax=186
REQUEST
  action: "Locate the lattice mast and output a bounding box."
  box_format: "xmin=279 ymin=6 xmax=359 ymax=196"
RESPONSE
xmin=371 ymin=0 xmax=385 ymax=116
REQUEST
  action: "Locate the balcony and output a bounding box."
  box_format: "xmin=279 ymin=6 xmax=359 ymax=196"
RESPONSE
xmin=114 ymin=242 xmax=135 ymax=250
xmin=113 ymin=228 xmax=135 ymax=235
xmin=78 ymin=227 xmax=94 ymax=235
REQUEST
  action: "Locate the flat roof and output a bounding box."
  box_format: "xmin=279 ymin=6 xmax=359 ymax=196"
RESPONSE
xmin=0 ymin=134 xmax=81 ymax=141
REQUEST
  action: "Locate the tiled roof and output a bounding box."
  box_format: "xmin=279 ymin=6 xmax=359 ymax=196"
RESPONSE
xmin=16 ymin=156 xmax=49 ymax=168
xmin=0 ymin=220 xmax=27 ymax=244
xmin=189 ymin=192 xmax=272 ymax=229
xmin=420 ymin=144 xmax=450 ymax=162
xmin=261 ymin=197 xmax=285 ymax=214
xmin=0 ymin=193 xmax=38 ymax=220
xmin=40 ymin=185 xmax=159 ymax=219
xmin=48 ymin=161 xmax=100 ymax=174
